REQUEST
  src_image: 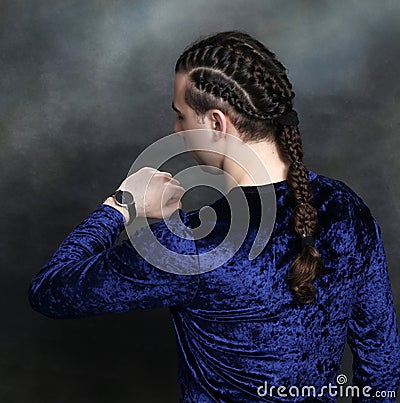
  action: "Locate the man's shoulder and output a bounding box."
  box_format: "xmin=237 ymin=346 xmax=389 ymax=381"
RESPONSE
xmin=313 ymin=172 xmax=371 ymax=211
xmin=312 ymin=172 xmax=376 ymax=234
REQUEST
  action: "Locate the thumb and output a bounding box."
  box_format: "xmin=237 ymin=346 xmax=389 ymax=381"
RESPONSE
xmin=162 ymin=200 xmax=182 ymax=219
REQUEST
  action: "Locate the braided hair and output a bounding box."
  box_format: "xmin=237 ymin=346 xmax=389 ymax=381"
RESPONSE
xmin=175 ymin=31 xmax=324 ymax=304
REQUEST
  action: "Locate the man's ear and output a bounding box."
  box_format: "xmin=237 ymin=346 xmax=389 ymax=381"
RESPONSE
xmin=210 ymin=109 xmax=227 ymax=133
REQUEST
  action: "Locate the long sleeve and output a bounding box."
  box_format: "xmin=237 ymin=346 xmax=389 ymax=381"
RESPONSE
xmin=346 ymin=217 xmax=400 ymax=402
xmin=28 ymin=204 xmax=200 ymax=319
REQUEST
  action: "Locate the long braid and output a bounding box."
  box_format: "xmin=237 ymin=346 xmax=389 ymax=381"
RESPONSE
xmin=276 ymin=127 xmax=323 ymax=304
xmin=175 ymin=31 xmax=324 ymax=304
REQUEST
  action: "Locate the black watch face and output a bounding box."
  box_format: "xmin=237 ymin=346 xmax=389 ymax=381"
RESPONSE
xmin=115 ymin=190 xmax=134 ymax=206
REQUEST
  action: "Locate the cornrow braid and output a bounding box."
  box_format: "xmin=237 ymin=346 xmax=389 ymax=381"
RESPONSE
xmin=189 ymin=67 xmax=271 ymax=121
xmin=175 ymin=31 xmax=325 ymax=304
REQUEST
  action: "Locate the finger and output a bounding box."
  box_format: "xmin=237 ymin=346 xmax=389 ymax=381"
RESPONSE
xmin=162 ymin=200 xmax=183 ymax=219
xmin=165 ymin=182 xmax=185 ymax=193
xmin=163 ymin=184 xmax=185 ymax=203
xmin=161 ymin=171 xmax=173 ymax=177
xmin=165 ymin=177 xmax=181 ymax=186
xmin=144 ymin=166 xmax=157 ymax=172
xmin=155 ymin=171 xmax=173 ymax=177
xmin=160 ymin=172 xmax=181 ymax=186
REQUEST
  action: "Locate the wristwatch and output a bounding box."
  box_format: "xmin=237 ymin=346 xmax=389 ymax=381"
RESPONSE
xmin=108 ymin=189 xmax=136 ymax=222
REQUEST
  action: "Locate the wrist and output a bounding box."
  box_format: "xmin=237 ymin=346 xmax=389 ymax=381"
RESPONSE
xmin=102 ymin=197 xmax=130 ymax=224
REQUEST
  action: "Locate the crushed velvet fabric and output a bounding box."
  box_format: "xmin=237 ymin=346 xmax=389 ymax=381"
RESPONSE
xmin=29 ymin=170 xmax=400 ymax=402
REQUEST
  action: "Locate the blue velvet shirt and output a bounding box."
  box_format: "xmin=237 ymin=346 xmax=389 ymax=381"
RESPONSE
xmin=29 ymin=170 xmax=400 ymax=402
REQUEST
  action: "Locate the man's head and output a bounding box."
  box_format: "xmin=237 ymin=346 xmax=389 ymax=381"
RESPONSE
xmin=172 ymin=30 xmax=299 ymax=173
xmin=173 ymin=31 xmax=296 ymax=140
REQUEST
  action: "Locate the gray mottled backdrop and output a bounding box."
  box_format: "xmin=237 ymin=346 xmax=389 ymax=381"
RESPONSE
xmin=1 ymin=1 xmax=399 ymax=402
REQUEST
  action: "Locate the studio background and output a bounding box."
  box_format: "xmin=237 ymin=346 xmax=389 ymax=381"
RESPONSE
xmin=1 ymin=1 xmax=399 ymax=402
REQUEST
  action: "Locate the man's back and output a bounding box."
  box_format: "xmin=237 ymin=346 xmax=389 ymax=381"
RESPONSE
xmin=168 ymin=170 xmax=400 ymax=402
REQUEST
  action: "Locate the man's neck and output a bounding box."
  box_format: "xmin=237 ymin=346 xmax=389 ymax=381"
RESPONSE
xmin=223 ymin=139 xmax=290 ymax=193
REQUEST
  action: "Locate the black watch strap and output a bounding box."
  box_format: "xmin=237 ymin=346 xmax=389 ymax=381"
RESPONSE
xmin=108 ymin=190 xmax=137 ymax=223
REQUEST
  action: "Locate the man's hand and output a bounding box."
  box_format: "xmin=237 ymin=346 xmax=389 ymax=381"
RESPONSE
xmin=106 ymin=167 xmax=185 ymax=220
